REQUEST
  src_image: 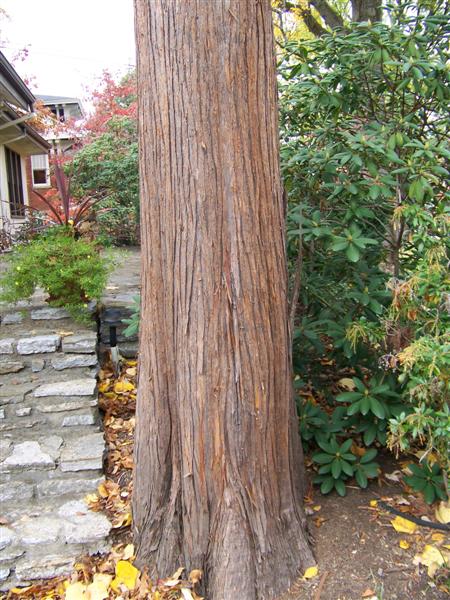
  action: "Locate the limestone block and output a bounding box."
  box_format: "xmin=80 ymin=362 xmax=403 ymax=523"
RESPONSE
xmin=0 ymin=383 xmax=34 ymax=398
xmin=51 ymin=353 xmax=97 ymax=370
xmin=0 ymin=546 xmax=25 ymax=564
xmin=0 ymin=361 xmax=24 ymax=375
xmin=62 ymin=332 xmax=97 ymax=354
xmin=36 ymin=399 xmax=96 ymax=413
xmin=60 ymin=433 xmax=104 ymax=472
xmin=0 ymin=339 xmax=15 ymax=354
xmin=37 ymin=476 xmax=103 ymax=498
xmin=0 ymin=409 xmax=4 ymax=420
xmin=34 ymin=379 xmax=96 ymax=397
xmin=31 ymin=359 xmax=45 ymax=372
xmin=0 ymin=481 xmax=34 ymax=503
xmin=2 ymin=312 xmax=23 ymax=324
xmin=40 ymin=435 xmax=64 ymax=460
xmin=59 ymin=500 xmax=111 ymax=544
xmin=15 ymin=554 xmax=74 ymax=581
xmin=0 ymin=568 xmax=9 ymax=582
xmin=0 ymin=440 xmax=12 ymax=461
xmin=20 ymin=517 xmax=63 ymax=545
xmin=62 ymin=412 xmax=96 ymax=427
xmin=31 ymin=307 xmax=69 ymax=320
xmin=0 ymin=396 xmax=23 ymax=406
xmin=17 ymin=335 xmax=60 ymax=354
xmin=0 ymin=528 xmax=14 ymax=551
xmin=15 ymin=407 xmax=32 ymax=417
xmin=0 ymin=441 xmax=54 ymax=470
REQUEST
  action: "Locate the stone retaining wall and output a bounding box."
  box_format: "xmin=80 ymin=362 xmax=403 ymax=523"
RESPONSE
xmin=0 ymin=298 xmax=111 ymax=589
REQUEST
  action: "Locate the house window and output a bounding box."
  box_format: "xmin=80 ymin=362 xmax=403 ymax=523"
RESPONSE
xmin=50 ymin=106 xmax=65 ymax=122
xmin=31 ymin=154 xmax=50 ymax=187
xmin=5 ymin=147 xmax=25 ymax=218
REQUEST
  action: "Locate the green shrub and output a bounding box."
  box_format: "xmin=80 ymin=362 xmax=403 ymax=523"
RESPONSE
xmin=0 ymin=227 xmax=108 ymax=322
xmin=281 ymin=1 xmax=450 ymax=501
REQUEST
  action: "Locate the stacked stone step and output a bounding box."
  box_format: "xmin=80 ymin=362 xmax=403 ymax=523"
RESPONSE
xmin=0 ymin=301 xmax=111 ymax=590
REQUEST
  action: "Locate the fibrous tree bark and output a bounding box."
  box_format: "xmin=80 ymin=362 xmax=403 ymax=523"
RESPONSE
xmin=133 ymin=1 xmax=315 ymax=598
xmin=351 ymin=0 xmax=382 ymax=23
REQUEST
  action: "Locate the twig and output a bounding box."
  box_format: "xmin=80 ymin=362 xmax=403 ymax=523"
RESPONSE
xmin=313 ymin=571 xmax=328 ymax=600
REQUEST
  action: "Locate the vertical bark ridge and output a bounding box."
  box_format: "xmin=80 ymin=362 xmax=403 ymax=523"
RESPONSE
xmin=133 ymin=1 xmax=315 ymax=598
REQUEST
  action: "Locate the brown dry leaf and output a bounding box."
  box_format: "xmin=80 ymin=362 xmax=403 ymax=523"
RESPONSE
xmin=361 ymin=589 xmax=375 ymax=598
xmin=313 ymin=516 xmax=327 ymax=528
xmin=189 ymin=569 xmax=202 ymax=585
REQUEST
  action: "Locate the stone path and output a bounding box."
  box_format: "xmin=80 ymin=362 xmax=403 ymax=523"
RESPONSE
xmin=0 ymin=295 xmax=111 ymax=589
xmin=99 ymin=248 xmax=141 ymax=358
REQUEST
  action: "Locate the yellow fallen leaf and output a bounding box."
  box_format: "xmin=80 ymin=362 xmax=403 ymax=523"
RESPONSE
xmin=113 ymin=512 xmax=132 ymax=528
xmin=98 ymin=382 xmax=110 ymax=393
xmin=86 ymin=573 xmax=112 ymax=600
xmin=114 ymin=380 xmax=135 ymax=393
xmin=313 ymin=505 xmax=321 ymax=512
xmin=110 ymin=560 xmax=140 ymax=592
xmin=435 ymin=501 xmax=450 ymax=525
xmin=84 ymin=493 xmax=99 ymax=504
xmin=338 ymin=377 xmax=356 ymax=390
xmin=370 ymin=500 xmax=378 ymax=507
xmin=10 ymin=588 xmax=33 ymax=595
xmin=399 ymin=539 xmax=410 ymax=549
xmin=391 ymin=515 xmax=417 ymax=534
xmin=126 ymin=360 xmax=137 ymax=366
xmin=65 ymin=582 xmax=87 ymax=600
xmin=303 ymin=565 xmax=319 ymax=579
xmin=98 ymin=482 xmax=109 ymax=498
xmin=415 ymin=544 xmax=446 ymax=577
xmin=123 ymin=543 xmax=135 ymax=560
xmin=126 ymin=367 xmax=137 ymax=377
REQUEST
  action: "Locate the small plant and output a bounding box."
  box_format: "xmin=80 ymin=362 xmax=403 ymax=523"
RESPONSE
xmin=336 ymin=376 xmax=399 ymax=420
xmin=31 ymin=157 xmax=105 ymax=233
xmin=0 ymin=227 xmax=108 ymax=322
xmin=122 ymin=295 xmax=140 ymax=338
xmin=403 ymin=461 xmax=447 ymax=504
xmin=312 ymin=436 xmax=379 ymax=496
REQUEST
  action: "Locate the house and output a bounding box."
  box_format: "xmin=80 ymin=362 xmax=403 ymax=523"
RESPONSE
xmin=0 ymin=51 xmax=50 ymax=233
xmin=26 ymin=95 xmax=84 ymax=210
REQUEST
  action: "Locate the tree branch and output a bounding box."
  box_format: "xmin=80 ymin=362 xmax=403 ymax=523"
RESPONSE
xmin=310 ymin=0 xmax=345 ymax=29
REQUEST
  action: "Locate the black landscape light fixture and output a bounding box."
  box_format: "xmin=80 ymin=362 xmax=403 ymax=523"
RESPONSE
xmin=102 ymin=307 xmax=123 ymax=373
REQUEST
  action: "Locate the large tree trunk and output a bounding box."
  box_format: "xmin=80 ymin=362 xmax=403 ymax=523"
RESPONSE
xmin=351 ymin=0 xmax=382 ymax=22
xmin=132 ymin=1 xmax=315 ymax=598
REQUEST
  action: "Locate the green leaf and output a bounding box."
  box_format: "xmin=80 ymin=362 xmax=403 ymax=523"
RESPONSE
xmin=336 ymin=391 xmax=362 ymax=402
xmin=362 ymin=463 xmax=379 ymax=478
xmin=320 ymin=477 xmax=334 ymax=494
xmin=360 ymin=448 xmax=378 ymax=464
xmin=369 ymin=397 xmax=385 ymax=419
xmin=355 ymin=469 xmax=368 ymax=488
xmin=423 ymin=483 xmax=436 ymax=505
xmin=340 ymin=438 xmax=353 ymax=454
xmin=346 ymin=244 xmax=360 ymax=263
xmin=313 ymin=452 xmax=333 ymax=465
xmin=334 ymin=479 xmax=347 ymax=497
xmin=341 ymin=460 xmax=354 ymax=477
xmin=331 ymin=459 xmax=342 ymax=479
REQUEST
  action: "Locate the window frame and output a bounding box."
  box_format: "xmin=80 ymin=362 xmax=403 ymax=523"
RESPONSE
xmin=5 ymin=147 xmax=25 ymax=218
xmin=31 ymin=153 xmax=51 ymax=188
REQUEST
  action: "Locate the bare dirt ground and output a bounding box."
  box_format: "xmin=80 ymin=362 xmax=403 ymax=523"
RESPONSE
xmin=301 ymin=457 xmax=449 ymax=600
